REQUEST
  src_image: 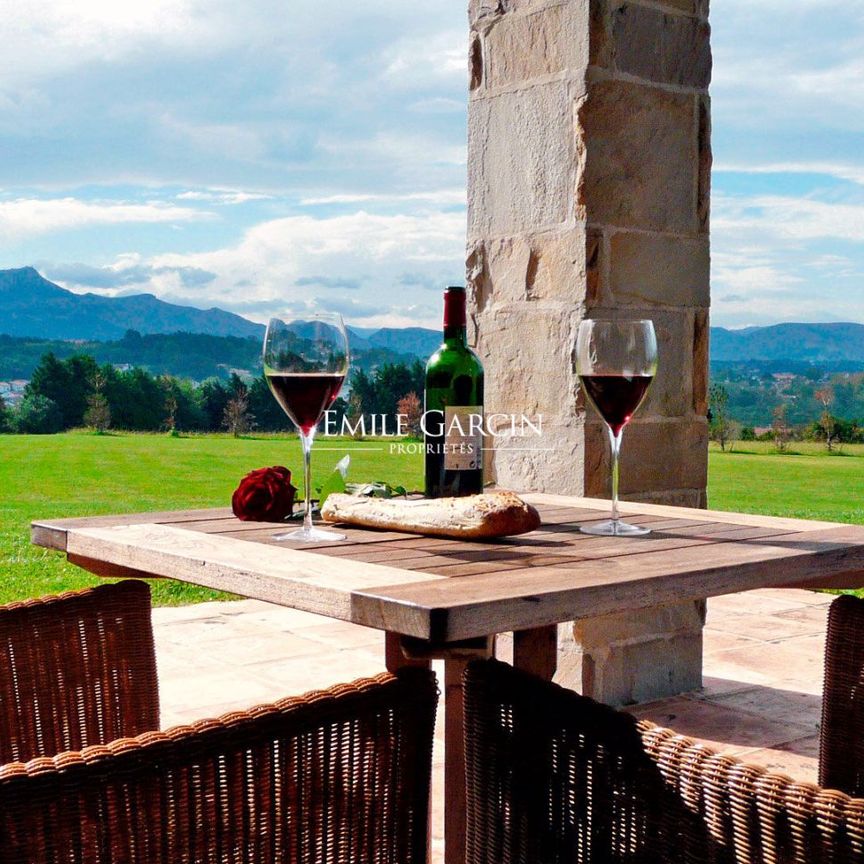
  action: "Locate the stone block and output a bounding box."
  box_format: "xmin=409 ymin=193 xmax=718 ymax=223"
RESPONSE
xmin=485 ymin=4 xmax=585 ymax=88
xmin=561 ymin=627 xmax=703 ymax=705
xmin=469 ymin=33 xmax=483 ymax=90
xmin=475 ymin=304 xmax=578 ymax=417
xmin=589 ymin=0 xmax=611 ymax=68
xmin=578 ymin=80 xmax=697 ymax=233
xmin=609 ymin=232 xmax=710 ymax=308
xmin=492 ymin=416 xmax=587 ymax=495
xmin=467 ymin=228 xmax=589 ymax=307
xmin=662 ymin=15 xmax=711 ymax=89
xmin=611 ymin=3 xmax=709 ymax=88
xmin=612 ymin=2 xmax=662 ymax=82
xmin=698 ymin=95 xmax=712 ymax=234
xmin=584 ymin=419 xmax=708 ymax=496
xmin=469 ymin=81 xmax=574 ymax=237
xmin=632 ymin=487 xmax=707 ymax=507
xmin=661 ymin=0 xmax=698 ymax=16
xmin=585 ymin=227 xmax=604 ymax=304
xmin=693 ymin=308 xmax=709 ymax=416
xmin=573 ymin=600 xmax=706 ymax=648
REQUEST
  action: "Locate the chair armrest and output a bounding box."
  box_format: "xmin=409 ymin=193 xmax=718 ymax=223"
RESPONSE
xmin=0 ymin=669 xmax=437 ymax=864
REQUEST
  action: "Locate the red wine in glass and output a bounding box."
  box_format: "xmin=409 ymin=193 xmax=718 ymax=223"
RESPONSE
xmin=579 ymin=375 xmax=654 ymax=437
xmin=266 ymin=372 xmax=345 ymax=435
xmin=263 ymin=314 xmax=349 ymax=542
xmin=576 ymin=320 xmax=658 ymax=536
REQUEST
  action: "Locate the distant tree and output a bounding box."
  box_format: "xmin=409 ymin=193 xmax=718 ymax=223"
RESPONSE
xmin=397 ymin=391 xmax=422 ymax=437
xmin=709 ymin=383 xmax=734 ymax=452
xmin=84 ymin=370 xmax=111 ymax=434
xmin=247 ymin=375 xmax=289 ymax=432
xmin=346 ymin=391 xmax=365 ymax=439
xmin=15 ymin=395 xmax=63 ymax=434
xmin=84 ymin=394 xmax=111 ymax=433
xmin=198 ymin=378 xmax=231 ymax=431
xmin=348 ymin=369 xmax=376 ymax=415
xmin=740 ymin=425 xmax=756 ymax=442
xmin=104 ymin=367 xmax=165 ymax=431
xmin=0 ymin=394 xmax=10 ymax=433
xmin=26 ymin=352 xmax=98 ymax=429
xmin=771 ymin=403 xmax=791 ymax=453
xmin=223 ymin=379 xmax=253 ymax=437
xmin=814 ymin=386 xmax=836 ymax=451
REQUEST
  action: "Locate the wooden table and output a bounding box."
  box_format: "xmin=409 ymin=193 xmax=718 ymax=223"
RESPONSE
xmin=32 ymin=494 xmax=864 ymax=864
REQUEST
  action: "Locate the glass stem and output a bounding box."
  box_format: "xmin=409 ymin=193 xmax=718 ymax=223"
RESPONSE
xmin=301 ymin=429 xmax=315 ymax=534
xmin=608 ymin=426 xmax=623 ymax=523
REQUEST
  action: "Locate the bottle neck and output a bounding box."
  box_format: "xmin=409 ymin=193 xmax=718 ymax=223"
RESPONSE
xmin=443 ymin=290 xmax=467 ymax=347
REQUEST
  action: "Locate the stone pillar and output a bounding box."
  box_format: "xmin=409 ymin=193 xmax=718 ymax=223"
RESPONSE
xmin=468 ymin=0 xmax=712 ymax=705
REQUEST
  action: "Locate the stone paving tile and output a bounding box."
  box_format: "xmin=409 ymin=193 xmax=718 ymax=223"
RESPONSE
xmin=706 ymin=635 xmax=826 ymax=695
xmin=152 ymin=587 xmax=838 ymax=860
xmin=626 ymin=696 xmax=813 ymax=754
xmin=708 ymin=684 xmax=823 ymax=730
xmin=706 ymin=592 xmax=810 ymax=621
xmin=712 ymin=611 xmax=826 ymax=643
xmin=702 ymin=628 xmax=764 ymax=655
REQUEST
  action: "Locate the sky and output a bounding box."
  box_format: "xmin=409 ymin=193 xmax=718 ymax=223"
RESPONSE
xmin=1 ymin=0 xmax=863 ymax=331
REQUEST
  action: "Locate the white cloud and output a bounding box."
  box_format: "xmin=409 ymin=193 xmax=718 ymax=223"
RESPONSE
xmin=380 ymin=29 xmax=467 ymax=90
xmin=0 ymin=197 xmax=211 ymax=240
xmin=300 ymin=189 xmax=466 ymax=206
xmin=176 ymin=189 xmax=272 ymax=204
xmin=714 ymin=193 xmax=864 ymax=244
xmin=67 ymin=209 xmax=466 ymax=327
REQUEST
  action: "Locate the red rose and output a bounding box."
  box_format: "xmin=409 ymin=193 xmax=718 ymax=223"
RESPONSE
xmin=232 ymin=466 xmax=297 ymax=522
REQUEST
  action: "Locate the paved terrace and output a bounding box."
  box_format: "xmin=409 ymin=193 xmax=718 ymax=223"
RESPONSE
xmin=155 ymin=587 xmax=832 ymax=862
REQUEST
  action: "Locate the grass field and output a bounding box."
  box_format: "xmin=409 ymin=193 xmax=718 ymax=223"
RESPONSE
xmin=0 ymin=432 xmax=423 ymax=605
xmin=1 ymin=432 xmax=860 ymax=605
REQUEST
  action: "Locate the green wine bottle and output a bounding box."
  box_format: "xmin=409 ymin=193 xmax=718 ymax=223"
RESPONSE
xmin=424 ymin=286 xmax=485 ymax=497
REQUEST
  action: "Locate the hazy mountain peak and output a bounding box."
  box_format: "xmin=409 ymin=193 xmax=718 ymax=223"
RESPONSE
xmin=0 ymin=268 xmax=263 ymax=341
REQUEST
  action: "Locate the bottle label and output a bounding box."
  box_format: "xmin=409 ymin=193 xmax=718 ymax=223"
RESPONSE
xmin=444 ymin=406 xmax=483 ymax=471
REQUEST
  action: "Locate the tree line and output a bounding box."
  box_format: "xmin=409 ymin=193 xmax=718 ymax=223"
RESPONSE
xmin=709 ymin=381 xmax=864 ymax=452
xmin=0 ymin=352 xmax=426 ymax=436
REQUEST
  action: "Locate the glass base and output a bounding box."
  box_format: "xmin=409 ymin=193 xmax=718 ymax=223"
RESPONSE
xmin=580 ymin=519 xmax=650 ymax=537
xmin=272 ymin=525 xmax=346 ymax=543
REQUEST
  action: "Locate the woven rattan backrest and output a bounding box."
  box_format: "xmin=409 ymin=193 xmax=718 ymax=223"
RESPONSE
xmin=464 ymin=659 xmax=864 ymax=864
xmin=0 ymin=580 xmax=159 ymax=763
xmin=0 ymin=669 xmax=437 ymax=864
xmin=820 ymin=594 xmax=864 ymax=795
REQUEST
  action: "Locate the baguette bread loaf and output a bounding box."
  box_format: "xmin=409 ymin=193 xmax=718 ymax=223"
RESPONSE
xmin=320 ymin=491 xmax=541 ymax=539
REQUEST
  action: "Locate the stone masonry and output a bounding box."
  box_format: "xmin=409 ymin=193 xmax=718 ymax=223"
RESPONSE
xmin=467 ymin=0 xmax=712 ymax=704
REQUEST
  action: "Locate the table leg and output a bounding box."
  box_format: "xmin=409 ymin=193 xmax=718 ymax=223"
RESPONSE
xmin=513 ymin=625 xmax=558 ymax=681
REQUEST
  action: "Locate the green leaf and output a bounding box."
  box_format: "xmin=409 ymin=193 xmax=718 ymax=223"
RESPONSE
xmin=344 ymin=481 xmax=406 ymax=499
xmin=317 ymin=467 xmax=347 ymax=509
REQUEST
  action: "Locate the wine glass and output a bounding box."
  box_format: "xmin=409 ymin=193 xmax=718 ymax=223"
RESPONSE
xmin=576 ymin=319 xmax=658 ymax=536
xmin=263 ymin=313 xmax=349 ymax=542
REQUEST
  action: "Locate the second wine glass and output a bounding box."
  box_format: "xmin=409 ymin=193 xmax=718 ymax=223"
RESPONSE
xmin=576 ymin=319 xmax=658 ymax=536
xmin=263 ymin=313 xmax=349 ymax=542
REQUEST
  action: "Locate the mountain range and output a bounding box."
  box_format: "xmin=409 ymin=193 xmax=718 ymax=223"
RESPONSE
xmin=2 ymin=267 xmax=864 ymax=369
xmin=0 ymin=267 xmax=442 ymax=359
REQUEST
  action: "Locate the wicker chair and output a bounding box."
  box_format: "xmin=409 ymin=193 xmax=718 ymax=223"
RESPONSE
xmin=820 ymin=593 xmax=864 ymax=796
xmin=0 ymin=580 xmax=159 ymax=763
xmin=0 ymin=582 xmax=438 ymax=864
xmin=464 ymin=659 xmax=864 ymax=864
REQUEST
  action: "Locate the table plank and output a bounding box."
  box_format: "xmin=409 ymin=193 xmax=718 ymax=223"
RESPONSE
xmin=65 ymin=524 xmax=447 ymax=630
xmin=32 ymin=508 xmax=235 ymax=551
xmin=521 ymin=493 xmax=843 ymax=531
xmin=352 ymin=525 xmax=864 ymax=640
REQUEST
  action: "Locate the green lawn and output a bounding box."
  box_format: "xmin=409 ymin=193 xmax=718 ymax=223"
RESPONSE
xmin=707 ymin=441 xmax=864 ymax=524
xmin=1 ymin=431 xmax=423 ymax=605
xmin=1 ymin=432 xmax=860 ymax=606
